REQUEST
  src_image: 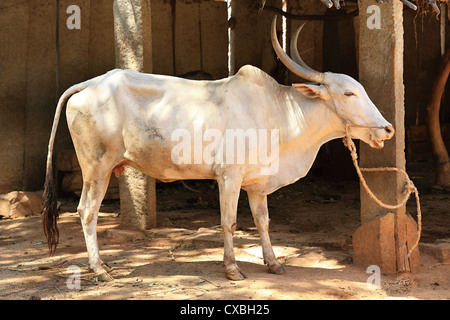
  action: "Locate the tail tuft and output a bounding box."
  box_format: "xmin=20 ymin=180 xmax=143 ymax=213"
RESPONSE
xmin=42 ymin=167 xmax=59 ymax=255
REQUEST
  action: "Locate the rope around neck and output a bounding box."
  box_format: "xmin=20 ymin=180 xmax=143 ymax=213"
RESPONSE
xmin=321 ymin=85 xmax=421 ymax=258
xmin=343 ymin=124 xmax=422 ymax=258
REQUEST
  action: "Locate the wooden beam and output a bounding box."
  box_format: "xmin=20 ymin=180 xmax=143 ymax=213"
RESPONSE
xmin=262 ymin=5 xmax=358 ymax=20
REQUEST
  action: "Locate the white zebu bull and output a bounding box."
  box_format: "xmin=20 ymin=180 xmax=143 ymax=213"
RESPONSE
xmin=43 ymin=17 xmax=394 ymax=281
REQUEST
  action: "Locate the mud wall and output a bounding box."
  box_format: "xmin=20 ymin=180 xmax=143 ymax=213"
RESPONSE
xmin=0 ymin=0 xmax=448 ymax=193
xmin=0 ymin=0 xmax=229 ymax=193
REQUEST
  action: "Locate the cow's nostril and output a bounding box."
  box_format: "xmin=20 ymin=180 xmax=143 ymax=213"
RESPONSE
xmin=384 ymin=126 xmax=394 ymax=135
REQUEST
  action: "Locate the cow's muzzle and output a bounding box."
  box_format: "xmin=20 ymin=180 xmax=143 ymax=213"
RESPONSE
xmin=368 ymin=125 xmax=395 ymax=149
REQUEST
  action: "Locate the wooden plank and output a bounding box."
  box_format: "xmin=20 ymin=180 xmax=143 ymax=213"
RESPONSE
xmin=396 ymin=243 xmax=410 ymax=272
xmin=200 ymin=0 xmax=228 ymax=79
xmin=62 ymin=171 xmax=83 ymax=192
xmin=56 ymin=150 xmax=80 ymax=172
xmin=174 ymin=0 xmax=201 ymax=75
xmin=58 ymin=149 xmax=118 ymax=200
xmin=61 ymin=170 xmax=120 ymax=199
xmin=230 ymin=0 xmax=281 ymax=75
xmin=0 ymin=2 xmax=28 ymax=192
xmin=88 ymin=0 xmax=115 ymax=78
xmin=151 ymin=0 xmax=174 ymax=75
xmin=58 ymin=0 xmax=90 ymax=91
xmin=24 ymin=0 xmax=58 ymax=190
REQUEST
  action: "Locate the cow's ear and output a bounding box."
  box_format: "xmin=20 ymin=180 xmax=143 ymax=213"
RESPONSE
xmin=292 ymin=83 xmax=330 ymax=101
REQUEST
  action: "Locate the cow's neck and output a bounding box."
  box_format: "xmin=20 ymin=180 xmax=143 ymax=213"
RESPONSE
xmin=272 ymin=87 xmax=345 ymax=189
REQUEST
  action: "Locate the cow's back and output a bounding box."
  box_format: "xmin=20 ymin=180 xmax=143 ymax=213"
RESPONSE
xmin=66 ymin=70 xmax=233 ymax=181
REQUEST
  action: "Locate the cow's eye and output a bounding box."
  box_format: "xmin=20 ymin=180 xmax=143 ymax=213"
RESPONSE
xmin=344 ymin=92 xmax=356 ymax=97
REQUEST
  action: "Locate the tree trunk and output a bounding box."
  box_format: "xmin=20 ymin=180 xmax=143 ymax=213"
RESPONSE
xmin=426 ymin=48 xmax=450 ymax=186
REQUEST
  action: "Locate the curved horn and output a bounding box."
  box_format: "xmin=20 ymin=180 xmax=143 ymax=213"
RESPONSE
xmin=290 ymin=23 xmax=316 ymax=73
xmin=271 ymin=16 xmax=324 ymax=83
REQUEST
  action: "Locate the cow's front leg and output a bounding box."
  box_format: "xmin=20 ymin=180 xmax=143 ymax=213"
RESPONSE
xmin=217 ymin=175 xmax=246 ymax=281
xmin=248 ymin=192 xmax=286 ymax=275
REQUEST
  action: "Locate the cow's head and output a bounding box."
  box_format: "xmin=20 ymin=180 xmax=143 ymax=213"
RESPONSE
xmin=271 ymin=16 xmax=394 ymax=149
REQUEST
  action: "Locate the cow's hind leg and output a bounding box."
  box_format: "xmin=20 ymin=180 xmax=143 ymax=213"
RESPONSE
xmin=217 ymin=175 xmax=246 ymax=281
xmin=248 ymin=192 xmax=286 ymax=275
xmin=77 ymin=172 xmax=113 ymax=281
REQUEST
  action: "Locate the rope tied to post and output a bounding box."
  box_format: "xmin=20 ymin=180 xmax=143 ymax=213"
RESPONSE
xmin=343 ymin=124 xmax=422 ymax=258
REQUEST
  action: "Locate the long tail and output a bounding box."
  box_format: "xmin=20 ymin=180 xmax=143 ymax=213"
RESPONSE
xmin=42 ymin=76 xmax=103 ymax=255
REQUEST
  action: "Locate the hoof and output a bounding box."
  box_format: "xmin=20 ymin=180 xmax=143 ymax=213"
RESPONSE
xmin=225 ymin=268 xmax=247 ymax=281
xmin=101 ymin=261 xmax=114 ymax=273
xmin=268 ymin=263 xmax=286 ymax=275
xmin=96 ymin=272 xmax=114 ymax=282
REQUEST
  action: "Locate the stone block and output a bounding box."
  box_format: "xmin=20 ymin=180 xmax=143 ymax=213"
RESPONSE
xmin=352 ymin=212 xmax=420 ymax=273
xmin=353 ymin=212 xmax=397 ymax=273
xmin=0 ymin=191 xmax=43 ymax=219
xmin=420 ymin=239 xmax=450 ymax=263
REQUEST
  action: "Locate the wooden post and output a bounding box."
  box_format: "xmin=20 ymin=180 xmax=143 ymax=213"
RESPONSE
xmin=353 ymin=0 xmax=419 ymax=273
xmin=113 ymin=0 xmax=156 ymax=230
xmin=426 ymin=48 xmax=450 ymax=186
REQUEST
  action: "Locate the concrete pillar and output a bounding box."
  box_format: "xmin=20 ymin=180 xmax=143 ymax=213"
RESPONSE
xmin=354 ymin=0 xmax=419 ymax=273
xmin=113 ymin=0 xmax=156 ymax=230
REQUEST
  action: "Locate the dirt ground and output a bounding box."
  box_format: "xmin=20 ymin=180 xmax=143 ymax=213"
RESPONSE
xmin=0 ymin=159 xmax=449 ymax=300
